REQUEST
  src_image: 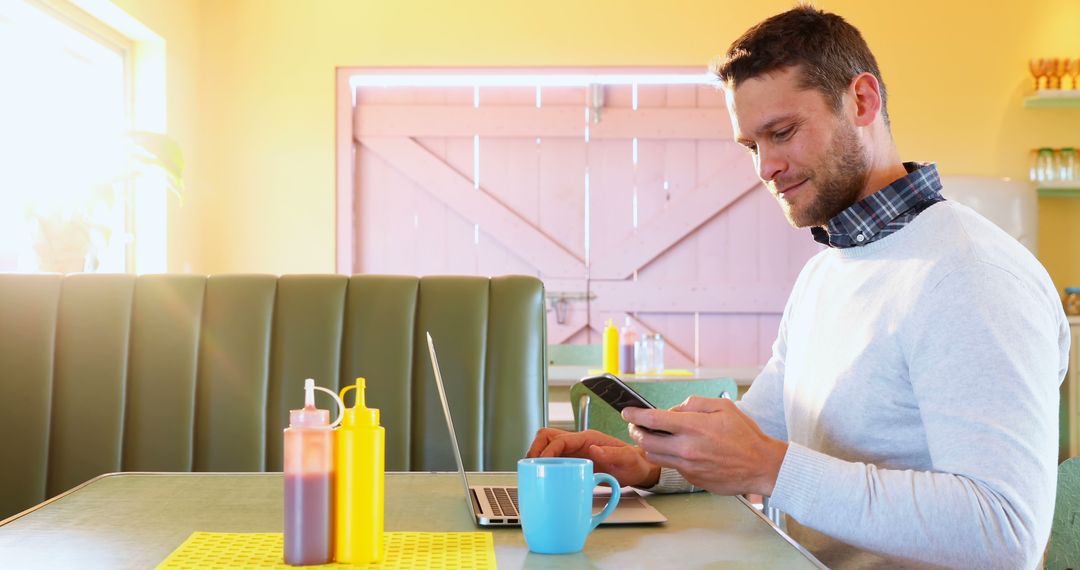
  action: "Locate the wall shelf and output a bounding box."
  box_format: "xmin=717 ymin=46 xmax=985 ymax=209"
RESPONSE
xmin=1024 ymin=91 xmax=1080 ymax=109
xmin=1037 ymin=184 xmax=1080 ymax=197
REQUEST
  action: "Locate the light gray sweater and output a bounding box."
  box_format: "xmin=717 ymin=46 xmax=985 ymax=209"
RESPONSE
xmin=658 ymin=201 xmax=1070 ymax=568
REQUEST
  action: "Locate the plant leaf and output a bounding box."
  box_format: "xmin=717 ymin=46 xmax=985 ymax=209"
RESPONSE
xmin=128 ymin=131 xmax=184 ymax=181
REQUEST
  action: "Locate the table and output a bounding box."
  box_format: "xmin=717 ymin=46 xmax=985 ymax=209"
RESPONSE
xmin=547 ymin=365 xmax=763 ymax=429
xmin=0 ymin=472 xmax=823 ymax=569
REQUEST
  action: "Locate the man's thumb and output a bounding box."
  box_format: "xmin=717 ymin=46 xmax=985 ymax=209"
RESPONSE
xmin=671 ymin=395 xmax=730 ymax=413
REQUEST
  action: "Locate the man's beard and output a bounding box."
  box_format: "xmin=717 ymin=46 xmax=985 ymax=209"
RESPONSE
xmin=780 ymin=120 xmax=870 ymax=228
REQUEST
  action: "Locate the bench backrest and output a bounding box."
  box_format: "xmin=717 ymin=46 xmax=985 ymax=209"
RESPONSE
xmin=0 ymin=274 xmax=546 ymax=519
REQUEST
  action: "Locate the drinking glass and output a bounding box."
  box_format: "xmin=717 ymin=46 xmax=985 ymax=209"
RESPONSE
xmin=635 ymin=336 xmax=653 ymax=374
xmin=1029 ymin=58 xmax=1045 ymax=90
xmin=1067 ymin=59 xmax=1080 ymax=90
xmin=1035 ymin=148 xmax=1056 ymax=183
xmin=1060 ymin=148 xmax=1078 ymax=182
xmin=650 ymin=333 xmax=665 ymax=374
xmin=1047 ymin=58 xmax=1062 ymax=89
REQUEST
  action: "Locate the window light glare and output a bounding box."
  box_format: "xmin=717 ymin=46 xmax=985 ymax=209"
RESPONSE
xmin=0 ymin=0 xmax=130 ymax=272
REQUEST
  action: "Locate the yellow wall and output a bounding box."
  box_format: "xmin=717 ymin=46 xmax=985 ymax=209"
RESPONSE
xmin=117 ymin=0 xmax=1080 ymax=290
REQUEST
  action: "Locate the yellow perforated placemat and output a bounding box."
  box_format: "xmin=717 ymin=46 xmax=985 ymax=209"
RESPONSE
xmin=156 ymin=531 xmax=496 ymax=569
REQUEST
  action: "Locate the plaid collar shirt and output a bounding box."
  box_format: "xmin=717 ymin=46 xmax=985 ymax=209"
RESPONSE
xmin=811 ymin=162 xmax=945 ymax=248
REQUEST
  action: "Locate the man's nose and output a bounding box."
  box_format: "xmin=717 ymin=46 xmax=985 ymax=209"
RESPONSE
xmin=756 ymin=148 xmax=784 ymax=184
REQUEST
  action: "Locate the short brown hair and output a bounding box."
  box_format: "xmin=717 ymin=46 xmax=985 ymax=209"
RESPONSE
xmin=711 ymin=6 xmax=889 ymax=126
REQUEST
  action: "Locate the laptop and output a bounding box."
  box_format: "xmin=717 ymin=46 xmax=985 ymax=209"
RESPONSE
xmin=425 ymin=331 xmax=667 ymax=526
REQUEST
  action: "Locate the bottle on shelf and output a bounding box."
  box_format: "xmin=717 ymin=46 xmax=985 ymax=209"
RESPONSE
xmin=284 ymin=378 xmax=344 ymax=566
xmin=602 ymin=318 xmax=619 ymax=374
xmin=335 ymin=377 xmax=386 ymax=564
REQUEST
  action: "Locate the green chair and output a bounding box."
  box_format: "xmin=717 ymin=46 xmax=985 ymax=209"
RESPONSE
xmin=570 ymin=378 xmax=737 ymax=444
xmin=1047 ymin=457 xmax=1080 ymax=569
xmin=547 ymin=343 xmax=601 ymax=367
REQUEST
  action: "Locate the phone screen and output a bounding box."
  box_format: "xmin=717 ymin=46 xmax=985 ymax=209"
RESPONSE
xmin=581 ymin=374 xmax=672 ymax=435
xmin=582 ymin=374 xmax=655 ymax=412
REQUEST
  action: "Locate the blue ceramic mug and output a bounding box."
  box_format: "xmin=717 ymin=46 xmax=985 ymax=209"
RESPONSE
xmin=517 ymin=457 xmax=620 ymax=554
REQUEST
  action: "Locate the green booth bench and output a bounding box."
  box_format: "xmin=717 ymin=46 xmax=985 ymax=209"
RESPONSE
xmin=0 ymin=273 xmax=547 ymax=520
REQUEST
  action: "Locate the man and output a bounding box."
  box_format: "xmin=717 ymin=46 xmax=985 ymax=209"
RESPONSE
xmin=527 ymin=6 xmax=1070 ymax=569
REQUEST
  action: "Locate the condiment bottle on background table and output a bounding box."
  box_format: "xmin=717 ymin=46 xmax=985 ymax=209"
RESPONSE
xmin=602 ymin=318 xmax=619 ymax=374
xmin=284 ymin=378 xmax=344 ymax=566
xmin=335 ymin=377 xmax=385 ymax=563
xmin=619 ymin=317 xmax=637 ymax=375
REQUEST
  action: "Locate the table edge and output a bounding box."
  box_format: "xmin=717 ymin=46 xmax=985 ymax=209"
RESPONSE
xmin=733 ymin=494 xmax=827 ymax=569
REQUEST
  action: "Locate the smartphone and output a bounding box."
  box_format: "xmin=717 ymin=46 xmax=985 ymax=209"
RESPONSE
xmin=581 ymin=373 xmax=672 ymax=436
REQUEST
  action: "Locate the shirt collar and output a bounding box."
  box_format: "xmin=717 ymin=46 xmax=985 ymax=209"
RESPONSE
xmin=811 ymin=162 xmax=943 ymax=248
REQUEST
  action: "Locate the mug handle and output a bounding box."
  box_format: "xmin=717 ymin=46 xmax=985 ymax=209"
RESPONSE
xmin=589 ymin=473 xmax=622 ymax=531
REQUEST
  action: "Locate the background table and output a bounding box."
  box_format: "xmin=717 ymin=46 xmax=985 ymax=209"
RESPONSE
xmin=0 ymin=472 xmax=823 ymax=569
xmin=547 ymin=365 xmax=763 ymax=429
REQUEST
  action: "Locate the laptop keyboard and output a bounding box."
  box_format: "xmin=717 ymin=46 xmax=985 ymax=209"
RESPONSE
xmin=484 ymin=487 xmax=519 ymax=517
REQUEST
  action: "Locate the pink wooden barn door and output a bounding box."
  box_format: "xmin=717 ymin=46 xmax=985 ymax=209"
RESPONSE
xmin=348 ymin=71 xmax=820 ymax=367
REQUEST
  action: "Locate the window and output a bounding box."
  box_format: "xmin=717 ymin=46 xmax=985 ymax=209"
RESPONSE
xmin=0 ymin=0 xmax=134 ymax=272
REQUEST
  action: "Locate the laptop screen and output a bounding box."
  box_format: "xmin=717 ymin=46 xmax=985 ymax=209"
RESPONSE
xmin=425 ymin=332 xmax=477 ymax=510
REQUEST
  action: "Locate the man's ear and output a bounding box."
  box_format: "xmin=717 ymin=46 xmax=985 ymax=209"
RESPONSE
xmin=850 ymin=72 xmax=882 ymax=128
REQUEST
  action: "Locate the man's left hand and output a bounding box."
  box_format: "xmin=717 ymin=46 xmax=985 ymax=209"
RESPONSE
xmin=622 ymin=396 xmax=788 ymax=496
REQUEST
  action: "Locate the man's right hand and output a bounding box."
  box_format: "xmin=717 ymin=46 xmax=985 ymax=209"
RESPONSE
xmin=525 ymin=428 xmax=661 ymax=488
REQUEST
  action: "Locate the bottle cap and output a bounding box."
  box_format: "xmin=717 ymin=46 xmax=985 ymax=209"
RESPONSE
xmin=340 ymin=377 xmax=380 ymax=428
xmin=289 ymin=378 xmax=346 ymax=429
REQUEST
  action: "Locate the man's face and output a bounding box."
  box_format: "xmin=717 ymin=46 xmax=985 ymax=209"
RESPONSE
xmin=725 ymin=66 xmax=869 ymax=228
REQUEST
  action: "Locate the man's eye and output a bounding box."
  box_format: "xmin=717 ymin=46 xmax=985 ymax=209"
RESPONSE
xmin=775 ymin=127 xmax=794 ymax=141
xmin=744 ymin=143 xmax=758 ymax=155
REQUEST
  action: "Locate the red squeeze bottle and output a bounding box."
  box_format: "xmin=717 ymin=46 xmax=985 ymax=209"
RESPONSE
xmin=284 ymin=379 xmax=343 ymax=566
xmin=619 ymin=317 xmax=637 ymax=375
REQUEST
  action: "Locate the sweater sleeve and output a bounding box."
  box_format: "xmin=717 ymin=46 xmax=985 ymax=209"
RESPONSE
xmin=736 ymin=296 xmax=791 ymax=441
xmin=736 ymin=350 xmax=787 ymax=441
xmin=769 ymin=262 xmax=1066 ymax=569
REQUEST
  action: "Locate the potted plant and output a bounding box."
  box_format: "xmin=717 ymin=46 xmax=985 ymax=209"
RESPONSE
xmin=30 ymin=130 xmax=184 ymax=273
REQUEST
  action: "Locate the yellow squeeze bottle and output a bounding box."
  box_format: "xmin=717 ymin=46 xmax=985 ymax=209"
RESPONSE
xmin=602 ymin=318 xmax=619 ymax=374
xmin=334 ymin=377 xmax=385 ymax=563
